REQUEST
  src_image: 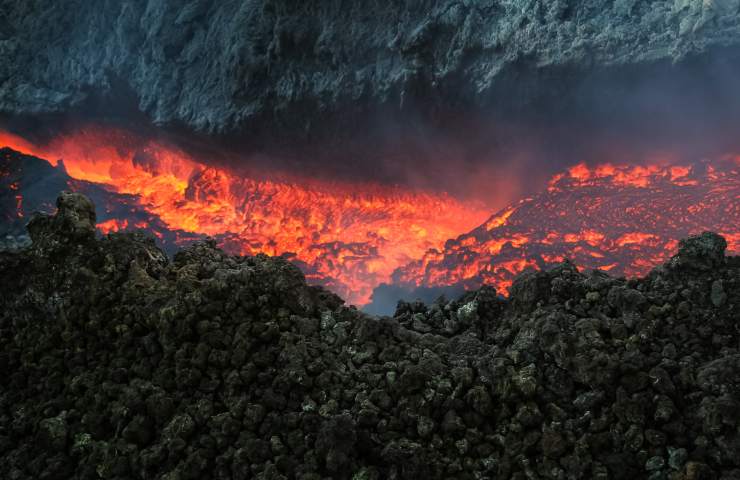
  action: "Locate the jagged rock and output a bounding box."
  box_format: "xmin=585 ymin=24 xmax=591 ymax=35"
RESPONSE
xmin=26 ymin=191 xmax=96 ymax=249
xmin=0 ymin=234 xmax=31 ymax=252
xmin=37 ymin=413 xmax=68 ymax=452
xmin=668 ymin=447 xmax=689 ymax=471
xmin=508 ymin=269 xmax=553 ymax=311
xmin=670 ymin=231 xmax=727 ymax=272
xmin=0 ymin=192 xmax=738 ymax=479
xmin=2 ymin=1 xmax=740 ymax=138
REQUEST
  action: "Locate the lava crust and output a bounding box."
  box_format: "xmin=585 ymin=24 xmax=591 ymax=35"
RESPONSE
xmin=0 ymin=193 xmax=739 ymax=479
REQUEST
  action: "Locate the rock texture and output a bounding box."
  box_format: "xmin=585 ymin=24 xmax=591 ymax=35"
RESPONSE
xmin=0 ymin=147 xmax=207 ymax=254
xmin=1 ymin=192 xmax=739 ymax=479
xmin=2 ymin=0 xmax=740 ymax=136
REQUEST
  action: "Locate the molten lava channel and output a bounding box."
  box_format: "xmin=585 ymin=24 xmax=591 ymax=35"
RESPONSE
xmin=2 ymin=128 xmax=739 ymax=306
xmin=0 ymin=127 xmax=489 ymax=304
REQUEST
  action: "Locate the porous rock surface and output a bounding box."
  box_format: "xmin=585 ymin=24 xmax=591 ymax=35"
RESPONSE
xmin=0 ymin=193 xmax=739 ymax=479
xmin=2 ymin=0 xmax=740 ymax=134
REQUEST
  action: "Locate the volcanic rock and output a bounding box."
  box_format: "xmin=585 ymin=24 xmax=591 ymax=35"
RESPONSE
xmin=2 ymin=1 xmax=740 ymax=136
xmin=27 ymin=191 xmax=96 ymax=248
xmin=669 ymin=232 xmax=727 ymax=272
xmin=1 ymin=192 xmax=739 ymax=479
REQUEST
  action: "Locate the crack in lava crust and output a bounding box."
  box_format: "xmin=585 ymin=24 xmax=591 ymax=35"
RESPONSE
xmin=0 ymin=127 xmax=489 ymax=305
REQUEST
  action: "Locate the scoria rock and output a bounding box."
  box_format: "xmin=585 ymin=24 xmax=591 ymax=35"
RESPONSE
xmin=0 ymin=193 xmax=739 ymax=479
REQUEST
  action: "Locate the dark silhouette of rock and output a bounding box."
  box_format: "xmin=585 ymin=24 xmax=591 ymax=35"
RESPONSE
xmin=0 ymin=192 xmax=738 ymax=479
xmin=27 ymin=191 xmax=96 ymax=246
xmin=670 ymin=231 xmax=727 ymax=272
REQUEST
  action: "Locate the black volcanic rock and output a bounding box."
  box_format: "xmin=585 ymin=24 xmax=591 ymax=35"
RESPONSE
xmin=27 ymin=191 xmax=97 ymax=250
xmin=2 ymin=1 xmax=740 ymax=137
xmin=0 ymin=147 xmax=208 ymax=254
xmin=669 ymin=232 xmax=728 ymax=272
xmin=0 ymin=193 xmax=739 ymax=479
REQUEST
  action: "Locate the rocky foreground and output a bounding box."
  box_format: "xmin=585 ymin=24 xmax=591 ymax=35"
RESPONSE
xmin=0 ymin=192 xmax=738 ymax=480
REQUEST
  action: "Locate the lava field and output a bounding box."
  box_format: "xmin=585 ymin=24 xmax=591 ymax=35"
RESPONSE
xmin=389 ymin=158 xmax=740 ymax=300
xmin=2 ymin=129 xmax=739 ymax=310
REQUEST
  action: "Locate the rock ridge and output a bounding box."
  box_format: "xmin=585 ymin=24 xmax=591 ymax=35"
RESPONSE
xmin=0 ymin=193 xmax=738 ymax=479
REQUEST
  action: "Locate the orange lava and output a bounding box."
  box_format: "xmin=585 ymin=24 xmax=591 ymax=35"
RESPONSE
xmin=394 ymin=159 xmax=740 ymax=295
xmin=3 ymin=127 xmax=739 ymax=304
xmin=0 ymin=127 xmax=488 ymax=304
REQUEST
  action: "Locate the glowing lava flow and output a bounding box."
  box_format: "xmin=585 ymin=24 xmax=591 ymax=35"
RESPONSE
xmin=392 ymin=159 xmax=740 ymax=295
xmin=3 ymin=127 xmax=739 ymax=305
xmin=0 ymin=128 xmax=489 ymax=304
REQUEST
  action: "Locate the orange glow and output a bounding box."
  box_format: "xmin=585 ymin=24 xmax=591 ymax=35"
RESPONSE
xmin=97 ymin=218 xmax=129 ymax=234
xmin=597 ymin=263 xmax=618 ymax=271
xmin=615 ymin=232 xmax=658 ymax=247
xmin=484 ymin=207 xmax=514 ymax=230
xmin=15 ymin=195 xmax=23 ymax=218
xmin=551 ymin=162 xmax=685 ymax=189
xmin=0 ymin=127 xmax=488 ymax=304
xmin=563 ymin=230 xmax=605 ymax=246
xmin=722 ymin=232 xmax=740 ymax=252
xmin=541 ymin=253 xmax=565 ymax=263
xmin=3 ymin=127 xmax=739 ymax=303
xmin=395 ymin=158 xmax=740 ymax=295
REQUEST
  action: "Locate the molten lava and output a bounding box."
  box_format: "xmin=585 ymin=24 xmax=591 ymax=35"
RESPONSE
xmin=392 ymin=159 xmax=740 ymax=295
xmin=0 ymin=128 xmax=488 ymax=304
xmin=2 ymin=127 xmax=739 ymax=306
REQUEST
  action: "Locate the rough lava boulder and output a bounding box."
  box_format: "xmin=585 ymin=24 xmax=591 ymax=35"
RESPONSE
xmin=26 ymin=191 xmax=97 ymax=249
xmin=0 ymin=193 xmax=739 ymax=479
